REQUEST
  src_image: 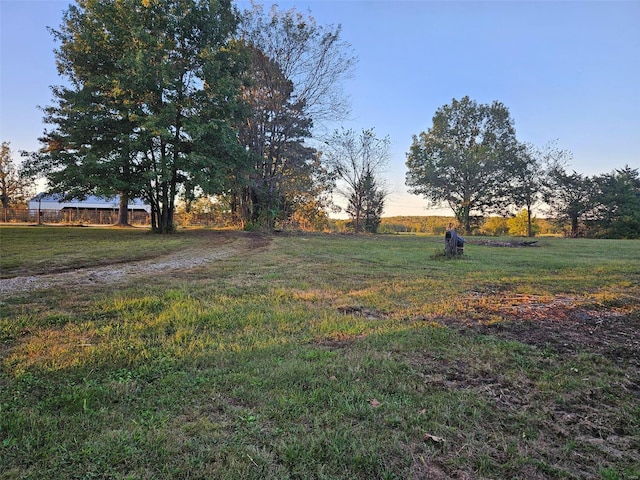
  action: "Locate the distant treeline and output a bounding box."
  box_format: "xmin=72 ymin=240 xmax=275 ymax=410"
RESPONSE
xmin=379 ymin=216 xmax=454 ymax=234
xmin=377 ymin=215 xmax=563 ymax=236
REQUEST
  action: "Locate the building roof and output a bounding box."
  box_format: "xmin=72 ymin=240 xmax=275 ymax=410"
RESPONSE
xmin=28 ymin=193 xmax=150 ymax=212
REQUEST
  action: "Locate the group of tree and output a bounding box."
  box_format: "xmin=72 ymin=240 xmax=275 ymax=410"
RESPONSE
xmin=545 ymin=164 xmax=640 ymax=238
xmin=405 ymin=96 xmax=640 ymax=239
xmin=323 ymin=128 xmax=390 ymax=233
xmin=12 ymin=1 xmax=635 ymax=237
xmin=0 ymin=142 xmax=33 ymax=219
xmin=23 ymin=0 xmax=247 ymax=232
xmin=21 ymin=0 xmax=389 ymax=233
xmin=378 ymin=216 xmax=454 ymax=235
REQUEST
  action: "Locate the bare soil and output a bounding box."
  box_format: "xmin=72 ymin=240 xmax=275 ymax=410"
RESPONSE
xmin=438 ymin=292 xmax=640 ymax=367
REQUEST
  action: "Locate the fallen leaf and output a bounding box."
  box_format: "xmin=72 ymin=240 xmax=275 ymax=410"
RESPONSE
xmin=369 ymin=398 xmax=382 ymax=408
xmin=423 ymin=433 xmax=445 ymax=443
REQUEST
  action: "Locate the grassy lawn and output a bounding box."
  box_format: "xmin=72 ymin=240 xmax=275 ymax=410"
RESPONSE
xmin=1 ymin=226 xmax=639 ymax=479
xmin=0 ymin=226 xmax=207 ymax=278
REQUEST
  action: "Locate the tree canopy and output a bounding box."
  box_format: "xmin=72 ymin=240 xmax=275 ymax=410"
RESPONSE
xmin=590 ymin=166 xmax=640 ymax=238
xmin=231 ymin=4 xmax=357 ymax=228
xmin=542 ymin=160 xmax=595 ymax=237
xmin=405 ymin=96 xmax=518 ymax=234
xmin=505 ymin=142 xmax=569 ymax=237
xmin=25 ymin=0 xmax=247 ymax=232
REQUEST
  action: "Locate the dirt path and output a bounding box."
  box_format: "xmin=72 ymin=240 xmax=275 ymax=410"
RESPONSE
xmin=0 ymin=232 xmax=268 ymax=298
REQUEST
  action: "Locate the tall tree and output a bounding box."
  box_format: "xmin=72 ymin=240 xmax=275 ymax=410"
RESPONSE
xmin=591 ymin=166 xmax=640 ymax=238
xmin=353 ymin=168 xmax=385 ymax=233
xmin=23 ymin=0 xmax=149 ymax=225
xmin=323 ymin=128 xmax=389 ymax=234
xmin=405 ymin=96 xmax=518 ymax=235
xmin=235 ymin=45 xmax=315 ymax=227
xmin=234 ymin=4 xmax=356 ymax=228
xmin=542 ymin=160 xmax=594 ymax=237
xmin=26 ymin=0 xmax=245 ymax=232
xmin=505 ymin=142 xmax=566 ymax=237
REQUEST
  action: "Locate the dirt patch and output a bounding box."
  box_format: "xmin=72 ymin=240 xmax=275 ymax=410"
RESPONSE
xmin=434 ymin=293 xmax=640 ymax=366
xmin=337 ymin=305 xmax=389 ymax=320
xmin=0 ymin=230 xmax=270 ymax=298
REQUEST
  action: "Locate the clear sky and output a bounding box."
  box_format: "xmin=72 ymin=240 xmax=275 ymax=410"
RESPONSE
xmin=1 ymin=0 xmax=639 ymax=216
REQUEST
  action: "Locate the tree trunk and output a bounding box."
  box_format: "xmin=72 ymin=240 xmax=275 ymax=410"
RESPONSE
xmin=116 ymin=192 xmax=129 ymax=226
xmin=570 ymin=216 xmax=579 ymax=237
xmin=463 ymin=204 xmax=471 ymax=235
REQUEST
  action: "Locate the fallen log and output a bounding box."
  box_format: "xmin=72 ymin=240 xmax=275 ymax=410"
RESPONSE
xmin=467 ymin=239 xmax=538 ymax=248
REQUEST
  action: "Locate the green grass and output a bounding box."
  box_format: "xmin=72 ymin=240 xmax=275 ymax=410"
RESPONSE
xmin=0 ymin=226 xmax=196 ymax=278
xmin=1 ymin=227 xmax=639 ymax=479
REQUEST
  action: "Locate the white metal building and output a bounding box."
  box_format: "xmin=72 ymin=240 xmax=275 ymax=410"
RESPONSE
xmin=28 ymin=193 xmax=151 ymax=213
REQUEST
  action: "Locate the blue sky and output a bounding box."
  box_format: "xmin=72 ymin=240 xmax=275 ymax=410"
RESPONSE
xmin=2 ymin=0 xmax=639 ymax=216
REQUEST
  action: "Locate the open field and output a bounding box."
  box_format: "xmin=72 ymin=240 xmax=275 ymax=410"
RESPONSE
xmin=1 ymin=226 xmax=639 ymax=479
